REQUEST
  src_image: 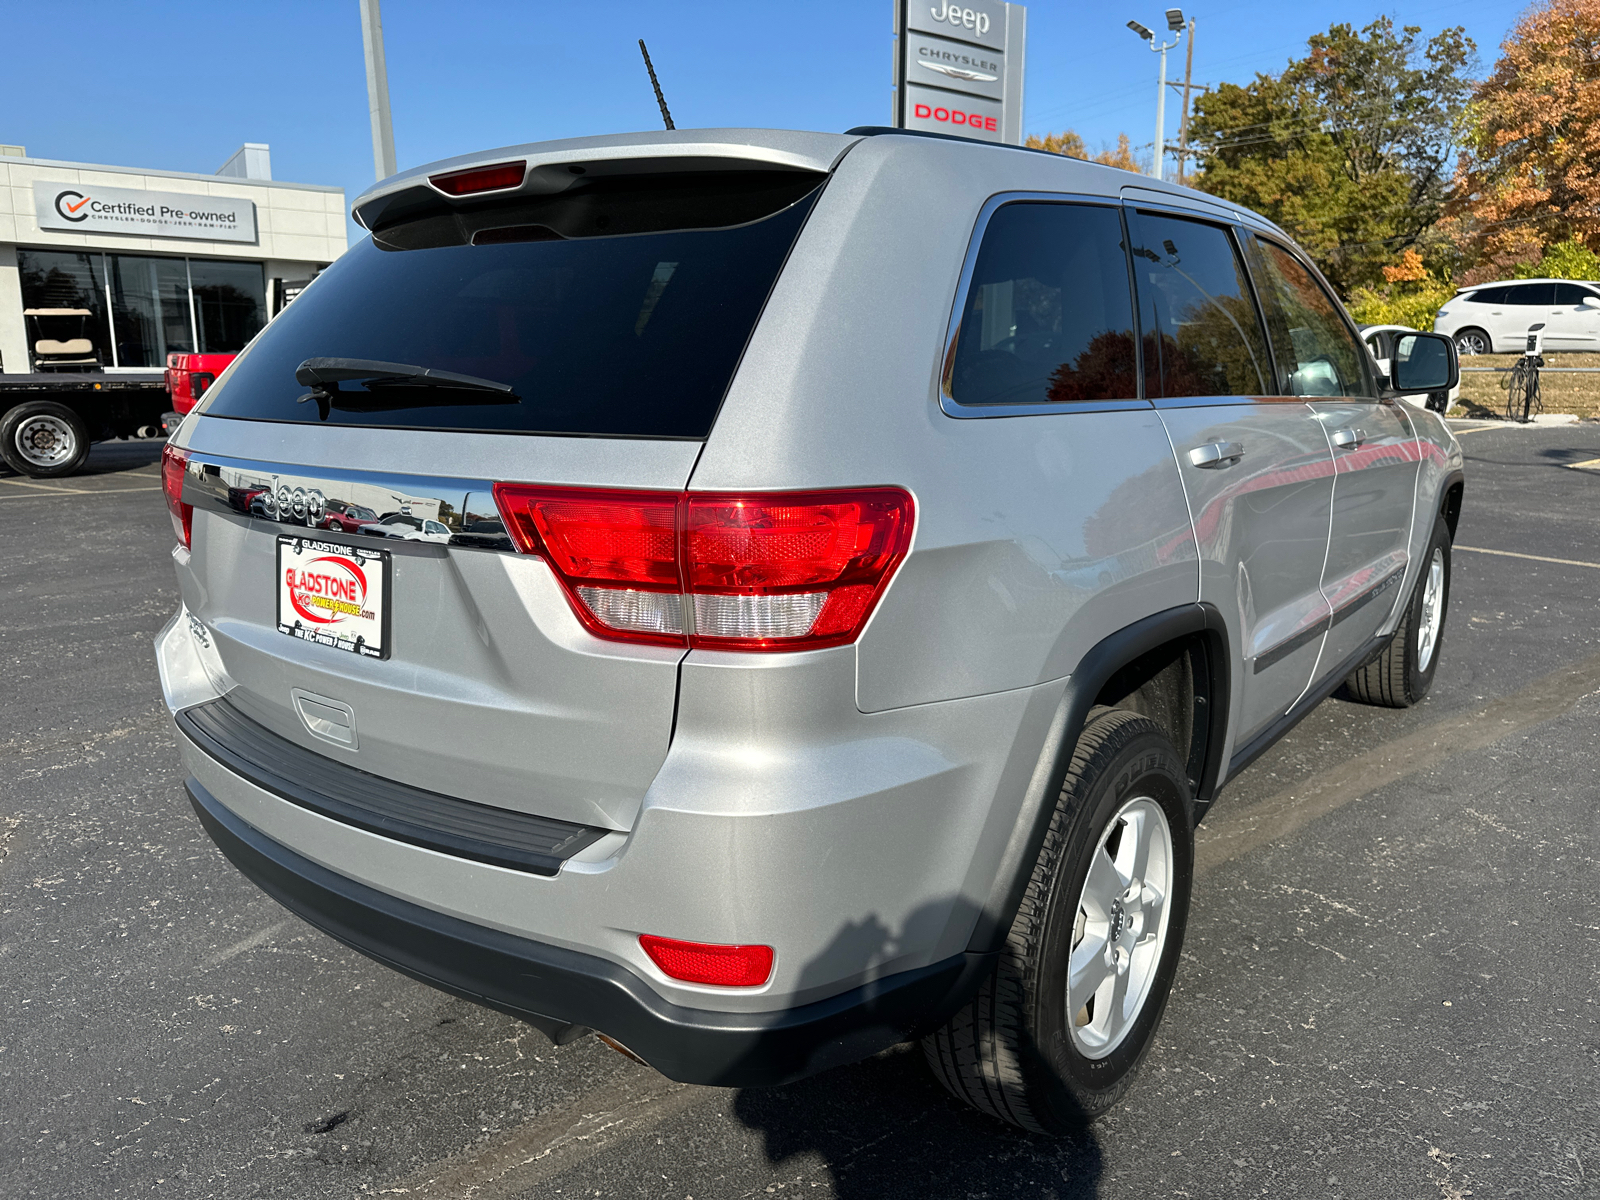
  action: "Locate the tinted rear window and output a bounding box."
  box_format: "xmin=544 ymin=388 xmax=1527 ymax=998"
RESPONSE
xmin=948 ymin=203 xmax=1137 ymax=405
xmin=200 ymin=172 xmax=821 ymax=438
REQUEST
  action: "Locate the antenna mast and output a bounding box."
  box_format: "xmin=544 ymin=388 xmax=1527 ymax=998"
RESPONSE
xmin=638 ymin=40 xmax=675 ymax=130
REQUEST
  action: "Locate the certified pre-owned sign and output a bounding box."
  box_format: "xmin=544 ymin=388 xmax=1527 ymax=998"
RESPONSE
xmin=34 ymin=182 xmax=258 ymax=243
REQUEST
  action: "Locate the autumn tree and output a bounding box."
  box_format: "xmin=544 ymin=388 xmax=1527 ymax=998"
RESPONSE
xmin=1026 ymin=130 xmax=1143 ymax=172
xmin=1188 ymin=18 xmax=1475 ymax=293
xmin=1454 ymin=0 xmax=1600 ymax=269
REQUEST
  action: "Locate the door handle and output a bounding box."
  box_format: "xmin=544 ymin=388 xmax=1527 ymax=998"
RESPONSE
xmin=1188 ymin=441 xmax=1245 ymax=469
xmin=1331 ymin=427 xmax=1366 ymax=450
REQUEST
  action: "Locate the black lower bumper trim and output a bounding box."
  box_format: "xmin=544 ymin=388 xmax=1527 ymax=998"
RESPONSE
xmin=187 ymin=779 xmax=995 ymax=1087
xmin=178 ymin=697 xmax=605 ymax=875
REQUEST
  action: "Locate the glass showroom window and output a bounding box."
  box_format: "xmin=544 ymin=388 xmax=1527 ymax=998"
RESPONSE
xmin=17 ymin=249 xmax=266 ymax=368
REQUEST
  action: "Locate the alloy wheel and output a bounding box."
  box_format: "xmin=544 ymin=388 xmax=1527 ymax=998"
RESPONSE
xmin=1417 ymin=547 xmax=1446 ymax=672
xmin=1067 ymin=796 xmax=1174 ymax=1059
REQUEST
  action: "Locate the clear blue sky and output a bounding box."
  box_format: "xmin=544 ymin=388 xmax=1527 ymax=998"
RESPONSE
xmin=2 ymin=0 xmax=1531 ymax=241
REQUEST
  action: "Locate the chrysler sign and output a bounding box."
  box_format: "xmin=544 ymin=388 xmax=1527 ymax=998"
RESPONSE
xmin=894 ymin=0 xmax=1026 ymax=145
xmin=34 ymin=182 xmax=258 ymax=243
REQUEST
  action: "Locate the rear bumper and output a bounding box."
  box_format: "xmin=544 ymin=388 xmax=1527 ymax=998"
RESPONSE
xmin=189 ymin=777 xmax=993 ymax=1086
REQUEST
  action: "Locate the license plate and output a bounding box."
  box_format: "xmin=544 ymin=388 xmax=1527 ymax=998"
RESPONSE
xmin=276 ymin=535 xmax=390 ymax=659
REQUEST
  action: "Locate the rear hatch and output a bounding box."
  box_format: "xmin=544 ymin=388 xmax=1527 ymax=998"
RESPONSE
xmin=175 ymin=139 xmax=839 ymax=831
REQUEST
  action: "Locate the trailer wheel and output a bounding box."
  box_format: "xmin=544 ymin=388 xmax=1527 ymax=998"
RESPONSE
xmin=1 ymin=401 xmax=91 ymax=478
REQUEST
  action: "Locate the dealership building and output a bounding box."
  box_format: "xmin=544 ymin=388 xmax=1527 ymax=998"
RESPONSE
xmin=0 ymin=143 xmax=347 ymax=375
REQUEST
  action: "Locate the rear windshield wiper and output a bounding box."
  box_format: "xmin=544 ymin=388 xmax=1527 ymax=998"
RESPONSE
xmin=295 ymin=358 xmax=518 ymax=415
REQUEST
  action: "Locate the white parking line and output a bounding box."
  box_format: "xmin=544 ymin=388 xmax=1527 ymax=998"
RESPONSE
xmin=0 ymin=485 xmax=160 ymax=501
xmin=1456 ymin=545 xmax=1600 ymax=570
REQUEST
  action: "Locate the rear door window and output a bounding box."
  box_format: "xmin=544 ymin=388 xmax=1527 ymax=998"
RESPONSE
xmin=1507 ymin=282 xmax=1554 ymax=305
xmin=947 ymin=202 xmax=1138 ymax=405
xmin=199 ymin=172 xmax=822 ymax=439
xmin=1127 ymin=211 xmax=1271 ymax=399
xmin=1242 ymin=235 xmax=1372 ymax=398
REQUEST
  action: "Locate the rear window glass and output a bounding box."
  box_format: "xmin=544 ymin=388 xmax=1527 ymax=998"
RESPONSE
xmin=200 ymin=172 xmax=821 ymax=438
xmin=948 ymin=203 xmax=1137 ymax=405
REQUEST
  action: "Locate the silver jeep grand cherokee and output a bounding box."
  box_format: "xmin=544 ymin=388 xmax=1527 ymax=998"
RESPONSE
xmin=156 ymin=127 xmax=1464 ymax=1134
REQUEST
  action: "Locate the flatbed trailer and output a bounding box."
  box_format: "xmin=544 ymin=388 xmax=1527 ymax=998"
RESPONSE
xmin=0 ymin=371 xmax=173 ymax=477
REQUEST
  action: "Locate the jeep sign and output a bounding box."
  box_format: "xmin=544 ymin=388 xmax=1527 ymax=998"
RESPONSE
xmin=34 ymin=182 xmax=258 ymax=244
xmin=894 ymin=0 xmax=1026 ymax=145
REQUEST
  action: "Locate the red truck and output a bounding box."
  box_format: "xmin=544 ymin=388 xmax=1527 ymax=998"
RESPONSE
xmin=164 ymin=352 xmax=237 ymax=429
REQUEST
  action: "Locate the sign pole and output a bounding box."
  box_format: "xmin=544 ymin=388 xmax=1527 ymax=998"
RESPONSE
xmin=358 ymin=0 xmax=398 ymax=181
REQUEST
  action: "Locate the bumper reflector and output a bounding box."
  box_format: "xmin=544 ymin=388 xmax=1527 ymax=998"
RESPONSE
xmin=639 ymin=935 xmax=774 ymax=987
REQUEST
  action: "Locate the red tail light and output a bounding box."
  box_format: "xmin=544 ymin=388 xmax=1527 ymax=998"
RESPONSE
xmin=493 ymin=485 xmax=914 ymax=651
xmin=162 ymin=443 xmax=193 ymax=549
xmin=429 ymin=160 xmax=527 ymax=196
xmin=189 ymin=371 xmax=215 ymax=398
xmin=639 ymin=935 xmax=774 ymax=987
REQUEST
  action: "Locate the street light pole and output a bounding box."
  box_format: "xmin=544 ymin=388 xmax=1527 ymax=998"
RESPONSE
xmin=1154 ymin=40 xmax=1168 ymax=182
xmin=1127 ymin=10 xmax=1185 ymax=182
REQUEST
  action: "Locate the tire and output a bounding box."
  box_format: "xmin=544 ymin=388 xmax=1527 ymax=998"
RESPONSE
xmin=1453 ymin=327 xmax=1492 ymax=356
xmin=922 ymin=707 xmax=1194 ymax=1135
xmin=1343 ymin=516 xmax=1451 ymax=707
xmin=1 ymin=401 xmax=91 ymax=478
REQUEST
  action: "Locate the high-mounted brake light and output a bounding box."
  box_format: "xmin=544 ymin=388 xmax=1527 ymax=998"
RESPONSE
xmin=492 ymin=485 xmax=914 ymax=652
xmin=162 ymin=442 xmax=192 ymax=549
xmin=639 ymin=935 xmax=774 ymax=987
xmin=428 ymin=160 xmax=527 ymax=196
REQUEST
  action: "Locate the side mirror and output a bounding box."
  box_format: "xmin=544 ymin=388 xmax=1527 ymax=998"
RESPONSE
xmin=1388 ymin=331 xmax=1458 ymax=395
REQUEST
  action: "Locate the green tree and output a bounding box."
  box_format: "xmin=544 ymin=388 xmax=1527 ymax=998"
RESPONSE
xmin=1188 ymin=18 xmax=1475 ymax=293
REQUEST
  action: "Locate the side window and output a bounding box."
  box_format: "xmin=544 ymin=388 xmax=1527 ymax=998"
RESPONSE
xmin=1555 ymin=283 xmax=1598 ymax=305
xmin=948 ymin=202 xmax=1137 ymax=405
xmin=1127 ymin=211 xmax=1270 ymax=399
xmin=1470 ymin=286 xmax=1506 ymax=305
xmin=1243 ymin=236 xmax=1371 ymax=398
xmin=1508 ymin=282 xmax=1554 ymax=306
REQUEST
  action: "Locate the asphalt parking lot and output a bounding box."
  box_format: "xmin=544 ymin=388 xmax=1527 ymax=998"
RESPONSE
xmin=3 ymin=422 xmax=1598 ymax=1199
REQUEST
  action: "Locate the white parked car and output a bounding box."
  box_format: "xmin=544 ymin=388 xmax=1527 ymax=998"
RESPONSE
xmin=356 ymin=513 xmax=453 ymax=543
xmin=1433 ymin=278 xmax=1600 ymax=354
xmin=1360 ymin=325 xmax=1459 ymax=413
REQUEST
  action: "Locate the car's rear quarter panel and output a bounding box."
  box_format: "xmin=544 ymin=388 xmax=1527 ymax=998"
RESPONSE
xmin=691 ymin=135 xmax=1200 ymax=713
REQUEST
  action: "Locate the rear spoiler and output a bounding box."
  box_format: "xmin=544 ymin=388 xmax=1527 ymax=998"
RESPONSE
xmin=351 ymin=129 xmax=858 ymax=232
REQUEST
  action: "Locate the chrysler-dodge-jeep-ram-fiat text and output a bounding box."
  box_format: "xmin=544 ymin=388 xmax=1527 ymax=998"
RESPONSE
xmin=156 ymin=127 xmax=1463 ymax=1134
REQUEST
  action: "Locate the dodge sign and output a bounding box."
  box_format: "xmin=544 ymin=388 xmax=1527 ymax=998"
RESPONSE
xmin=894 ymin=0 xmax=1026 ymax=145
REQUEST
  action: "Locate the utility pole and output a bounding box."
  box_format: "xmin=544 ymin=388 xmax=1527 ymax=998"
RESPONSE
xmin=1176 ymin=19 xmax=1195 ymax=184
xmin=359 ymin=0 xmax=398 ymax=181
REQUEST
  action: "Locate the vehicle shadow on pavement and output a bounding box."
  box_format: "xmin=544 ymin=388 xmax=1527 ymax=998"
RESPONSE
xmin=78 ymin=439 xmax=166 ymax=476
xmin=0 ymin=437 xmax=164 ymax=479
xmin=733 ymin=1046 xmax=1103 ymax=1198
xmin=730 ymin=907 xmax=1104 ymax=1198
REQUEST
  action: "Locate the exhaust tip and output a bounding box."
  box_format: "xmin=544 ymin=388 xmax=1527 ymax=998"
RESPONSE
xmin=596 ymin=1033 xmax=648 ymax=1066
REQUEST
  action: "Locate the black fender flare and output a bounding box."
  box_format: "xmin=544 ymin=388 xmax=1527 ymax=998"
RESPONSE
xmin=965 ymin=602 xmax=1231 ymax=955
